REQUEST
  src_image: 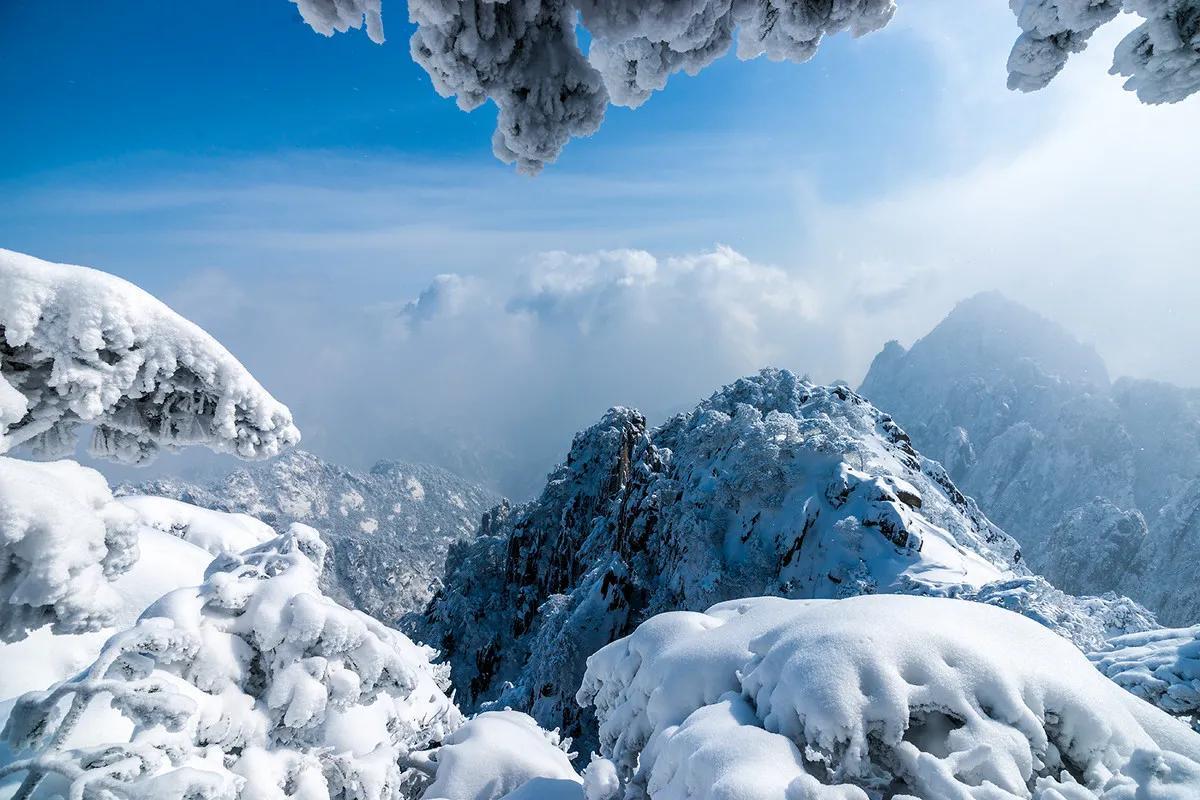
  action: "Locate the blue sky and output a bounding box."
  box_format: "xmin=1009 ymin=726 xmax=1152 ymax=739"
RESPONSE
xmin=3 ymin=1 xmax=1199 ymax=492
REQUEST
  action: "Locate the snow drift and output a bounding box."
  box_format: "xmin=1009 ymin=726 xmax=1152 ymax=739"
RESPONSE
xmin=0 ymin=248 xmax=299 ymax=465
xmin=579 ymin=594 xmax=1200 ymax=800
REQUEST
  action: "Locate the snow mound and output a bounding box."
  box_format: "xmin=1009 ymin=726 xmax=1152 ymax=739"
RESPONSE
xmin=1091 ymin=625 xmax=1200 ymax=731
xmin=0 ymin=249 xmax=299 ymax=465
xmin=579 ymin=594 xmax=1200 ymax=800
xmin=2 ymin=524 xmax=461 ymax=800
xmin=0 ymin=456 xmax=139 ymax=640
xmin=423 ymin=711 xmax=582 ymax=800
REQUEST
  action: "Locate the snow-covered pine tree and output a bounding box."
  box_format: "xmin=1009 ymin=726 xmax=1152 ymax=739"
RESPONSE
xmin=0 ymin=248 xmax=299 ymax=641
xmin=1 ymin=524 xmax=462 ymax=800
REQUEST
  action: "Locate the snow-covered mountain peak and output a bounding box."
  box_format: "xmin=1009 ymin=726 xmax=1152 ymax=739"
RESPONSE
xmin=860 ymin=295 xmax=1200 ymax=625
xmin=863 ymin=291 xmax=1110 ymax=396
xmin=425 ymin=369 xmax=1149 ymax=749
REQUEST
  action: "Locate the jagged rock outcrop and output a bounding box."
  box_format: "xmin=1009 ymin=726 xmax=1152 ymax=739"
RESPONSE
xmin=425 ymin=369 xmax=1152 ymax=748
xmin=122 ymin=449 xmax=499 ymax=624
xmin=860 ymin=292 xmax=1200 ymax=625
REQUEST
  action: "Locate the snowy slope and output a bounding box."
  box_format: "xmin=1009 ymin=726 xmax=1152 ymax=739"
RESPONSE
xmin=425 ymin=369 xmax=1153 ymax=748
xmin=859 ymin=292 xmax=1200 ymax=625
xmin=121 ymin=450 xmax=500 ymax=624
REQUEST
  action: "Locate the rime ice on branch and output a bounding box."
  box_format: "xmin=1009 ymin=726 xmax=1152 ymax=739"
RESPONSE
xmin=0 ymin=248 xmax=299 ymax=466
xmin=290 ymin=1 xmax=1199 ymax=171
xmin=1008 ymin=0 xmax=1200 ymax=102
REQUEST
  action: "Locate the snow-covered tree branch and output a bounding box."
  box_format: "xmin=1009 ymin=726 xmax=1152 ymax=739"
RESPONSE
xmin=290 ymin=0 xmax=1199 ymax=171
xmin=2 ymin=524 xmax=462 ymax=800
xmin=0 ymin=249 xmax=299 ymax=466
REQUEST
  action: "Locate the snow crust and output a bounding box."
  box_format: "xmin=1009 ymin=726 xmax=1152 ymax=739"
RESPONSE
xmin=0 ymin=249 xmax=299 ymax=465
xmin=2 ymin=524 xmax=461 ymax=800
xmin=579 ymin=594 xmax=1200 ymax=800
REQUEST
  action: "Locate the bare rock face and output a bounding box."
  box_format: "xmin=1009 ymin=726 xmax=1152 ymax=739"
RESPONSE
xmin=425 ymin=369 xmax=1151 ymax=750
xmin=860 ymin=292 xmax=1200 ymax=626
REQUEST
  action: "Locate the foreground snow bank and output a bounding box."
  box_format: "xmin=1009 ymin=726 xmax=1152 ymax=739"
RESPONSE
xmin=2 ymin=525 xmax=461 ymax=800
xmin=0 ymin=248 xmax=299 ymax=464
xmin=579 ymin=594 xmax=1200 ymax=800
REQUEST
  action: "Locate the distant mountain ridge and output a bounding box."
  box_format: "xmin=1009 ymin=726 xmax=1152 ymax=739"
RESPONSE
xmin=860 ymin=292 xmax=1200 ymax=624
xmin=120 ymin=449 xmax=500 ymax=624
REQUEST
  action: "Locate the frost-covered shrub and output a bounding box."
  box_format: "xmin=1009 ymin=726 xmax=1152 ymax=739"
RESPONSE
xmin=578 ymin=594 xmax=1200 ymax=800
xmin=422 ymin=711 xmax=582 ymax=800
xmin=1092 ymin=625 xmax=1200 ymax=732
xmin=1 ymin=524 xmax=461 ymax=800
xmin=0 ymin=456 xmax=139 ymax=641
xmin=0 ymin=248 xmax=299 ymax=465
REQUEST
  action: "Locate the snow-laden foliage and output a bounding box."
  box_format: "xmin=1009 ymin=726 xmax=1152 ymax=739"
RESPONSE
xmin=123 ymin=450 xmax=500 ymax=623
xmin=425 ymin=369 xmax=1152 ymax=749
xmin=291 ymin=0 xmax=384 ymax=43
xmin=422 ymin=711 xmax=582 ymax=800
xmin=0 ymin=456 xmax=139 ymax=641
xmin=579 ymin=594 xmax=1200 ymax=800
xmin=0 ymin=249 xmax=299 ymax=465
xmin=1009 ymin=0 xmax=1200 ymax=102
xmin=1 ymin=524 xmax=461 ymax=800
xmin=290 ymin=1 xmax=1198 ymax=170
xmin=1092 ymin=625 xmax=1200 ymax=732
xmin=858 ymin=291 xmax=1200 ymax=625
xmin=292 ymin=1 xmax=895 ymax=172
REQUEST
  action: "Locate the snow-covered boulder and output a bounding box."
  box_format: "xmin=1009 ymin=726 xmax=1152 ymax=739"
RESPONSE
xmin=579 ymin=594 xmax=1200 ymax=800
xmin=1091 ymin=625 xmax=1200 ymax=732
xmin=426 ymin=369 xmax=1151 ymax=748
xmin=2 ymin=524 xmax=461 ymax=800
xmin=0 ymin=248 xmax=298 ymax=465
xmin=123 ymin=450 xmax=500 ymax=623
